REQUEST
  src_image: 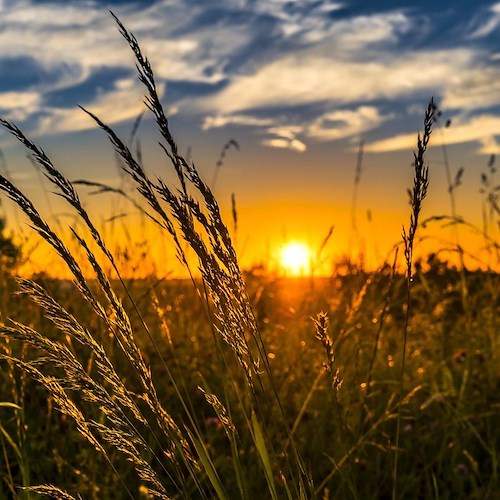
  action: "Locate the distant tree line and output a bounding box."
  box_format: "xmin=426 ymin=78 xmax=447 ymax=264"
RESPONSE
xmin=0 ymin=216 xmax=20 ymax=272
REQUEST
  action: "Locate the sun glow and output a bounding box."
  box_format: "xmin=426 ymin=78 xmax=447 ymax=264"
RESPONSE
xmin=279 ymin=242 xmax=311 ymax=276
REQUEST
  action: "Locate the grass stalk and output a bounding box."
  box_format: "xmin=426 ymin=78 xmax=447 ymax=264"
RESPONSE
xmin=393 ymin=99 xmax=435 ymax=499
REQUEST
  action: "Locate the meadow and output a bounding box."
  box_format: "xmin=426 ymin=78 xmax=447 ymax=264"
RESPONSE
xmin=0 ymin=14 xmax=498 ymax=500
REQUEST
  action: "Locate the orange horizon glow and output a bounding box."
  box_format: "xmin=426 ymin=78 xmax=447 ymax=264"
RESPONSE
xmin=3 ymin=176 xmax=497 ymax=280
xmin=10 ymin=208 xmax=497 ymax=280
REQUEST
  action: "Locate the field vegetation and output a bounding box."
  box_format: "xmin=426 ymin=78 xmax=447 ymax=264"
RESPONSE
xmin=0 ymin=14 xmax=498 ymax=500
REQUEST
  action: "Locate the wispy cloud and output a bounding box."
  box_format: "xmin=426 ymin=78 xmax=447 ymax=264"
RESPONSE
xmin=262 ymin=137 xmax=307 ymax=153
xmin=468 ymin=2 xmax=500 ymax=38
xmin=307 ymin=107 xmax=391 ymax=141
xmin=33 ymin=80 xmax=157 ymax=136
xmin=366 ymin=114 xmax=500 ymax=154
xmin=202 ymin=114 xmax=275 ymax=130
xmin=0 ymin=91 xmax=41 ymax=121
xmin=442 ymin=66 xmax=500 ymax=111
xmin=205 ymin=48 xmax=481 ymax=114
xmin=263 ymin=126 xmax=306 ymax=152
xmin=203 ymin=106 xmax=390 ymax=152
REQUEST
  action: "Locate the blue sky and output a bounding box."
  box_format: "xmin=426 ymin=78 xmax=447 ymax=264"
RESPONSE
xmin=0 ymin=0 xmax=498 ymax=154
xmin=0 ymin=0 xmax=498 ymax=271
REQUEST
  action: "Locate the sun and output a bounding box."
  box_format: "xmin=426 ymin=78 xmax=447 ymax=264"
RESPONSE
xmin=279 ymin=242 xmax=311 ymax=276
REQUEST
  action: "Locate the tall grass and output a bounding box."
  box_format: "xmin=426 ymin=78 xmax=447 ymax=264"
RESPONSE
xmin=393 ymin=99 xmax=435 ymax=500
xmin=0 ymin=13 xmax=311 ymax=499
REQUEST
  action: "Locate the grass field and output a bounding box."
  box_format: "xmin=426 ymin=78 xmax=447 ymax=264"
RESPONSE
xmin=0 ymin=13 xmax=498 ymax=500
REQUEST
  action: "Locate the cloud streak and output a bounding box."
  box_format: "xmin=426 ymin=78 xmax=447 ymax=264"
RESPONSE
xmin=468 ymin=2 xmax=500 ymax=38
xmin=366 ymin=114 xmax=500 ymax=154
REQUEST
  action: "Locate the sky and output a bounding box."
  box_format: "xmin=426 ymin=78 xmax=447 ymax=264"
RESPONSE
xmin=0 ymin=0 xmax=498 ymax=275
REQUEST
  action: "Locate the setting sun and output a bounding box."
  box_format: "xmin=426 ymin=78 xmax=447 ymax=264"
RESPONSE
xmin=279 ymin=242 xmax=311 ymax=276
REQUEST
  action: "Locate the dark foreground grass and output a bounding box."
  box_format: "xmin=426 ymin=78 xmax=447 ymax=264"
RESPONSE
xmin=0 ymin=267 xmax=498 ymax=498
